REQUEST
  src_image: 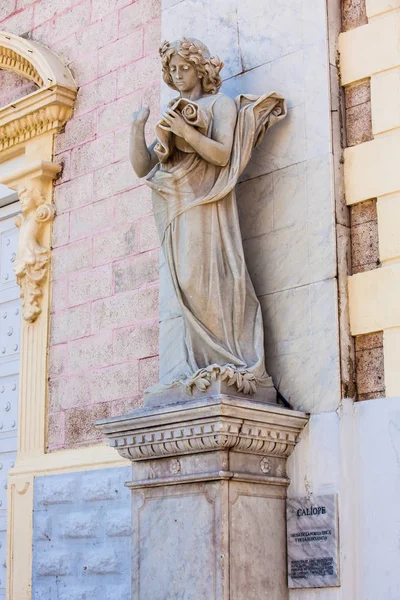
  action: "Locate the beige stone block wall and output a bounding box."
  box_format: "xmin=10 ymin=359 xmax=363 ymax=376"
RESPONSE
xmin=341 ymin=0 xmax=385 ymax=401
xmin=340 ymin=1 xmax=400 ymax=397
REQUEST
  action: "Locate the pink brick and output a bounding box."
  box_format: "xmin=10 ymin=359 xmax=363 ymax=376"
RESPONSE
xmin=94 ymin=160 xmax=139 ymax=200
xmin=113 ymin=249 xmax=158 ymax=293
xmin=92 ymin=286 xmax=159 ymax=332
xmin=52 ymin=213 xmax=70 ymax=248
xmin=74 ymin=12 xmax=118 ymax=56
xmin=42 ymin=0 xmax=162 ymax=450
xmin=55 ymin=111 xmax=97 ymax=154
xmin=0 ymin=71 xmax=37 ymax=106
xmin=52 ymin=238 xmax=92 ymax=276
xmin=48 ymin=412 xmax=65 ymax=449
xmin=64 ymin=403 xmax=109 ymax=445
xmin=50 ymin=304 xmax=92 ymax=345
xmin=17 ymin=0 xmax=37 ymax=8
xmin=99 ymin=31 xmax=143 ymax=77
xmin=68 ymin=331 xmax=113 ymax=372
xmin=144 ymin=18 xmax=161 ymax=54
xmin=52 ymin=1 xmax=91 ymax=41
xmin=119 ymin=0 xmax=160 ymax=36
xmin=91 ymin=0 xmax=130 ymax=22
xmin=93 ymin=223 xmax=137 ymax=266
xmin=71 ymin=134 xmax=114 ymax=177
xmin=49 ymin=375 xmax=91 ymax=410
xmin=90 ymin=361 xmax=139 ymax=402
xmin=114 ymin=125 xmax=130 ymax=162
xmin=74 ymin=72 xmax=117 ymax=117
xmin=55 ymin=173 xmax=94 ymax=213
xmin=113 ymin=186 xmax=153 ymax=224
xmin=114 ymin=321 xmax=159 ymax=361
xmin=98 ymin=92 xmax=141 ymax=135
xmin=50 ymin=32 xmax=77 ymax=65
xmin=68 ymin=265 xmax=113 ymax=306
xmin=69 ymin=198 xmax=114 ymax=242
xmin=139 ymin=215 xmax=159 ymax=252
xmin=69 ymin=54 xmax=98 ymax=86
xmin=33 ymin=0 xmax=70 ymax=26
xmin=0 ymin=7 xmax=33 ymax=33
xmin=117 ymin=53 xmax=159 ymax=96
xmin=48 ymin=344 xmax=68 ymax=378
xmin=0 ymin=0 xmax=15 ymax=20
xmin=54 ymin=150 xmax=71 ymax=184
xmin=51 ymin=278 xmax=68 ymax=312
xmin=110 ymin=396 xmax=142 ymax=417
xmin=139 ymin=355 xmax=159 ymax=392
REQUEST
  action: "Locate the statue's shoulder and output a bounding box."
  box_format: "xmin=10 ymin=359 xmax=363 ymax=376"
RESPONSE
xmin=214 ymin=93 xmax=236 ymax=109
xmin=198 ymin=93 xmax=235 ymax=111
xmin=212 ymin=94 xmax=237 ymax=118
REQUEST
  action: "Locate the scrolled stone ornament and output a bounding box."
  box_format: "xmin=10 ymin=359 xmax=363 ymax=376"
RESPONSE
xmin=14 ymin=188 xmax=55 ymax=323
xmin=129 ymin=37 xmax=287 ymax=400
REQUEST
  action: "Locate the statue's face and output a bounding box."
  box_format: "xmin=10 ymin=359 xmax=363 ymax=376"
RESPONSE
xmin=169 ymin=54 xmax=200 ymax=92
xmin=19 ymin=190 xmax=36 ymax=212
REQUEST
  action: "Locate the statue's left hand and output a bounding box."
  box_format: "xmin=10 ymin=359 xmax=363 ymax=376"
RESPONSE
xmin=159 ymin=108 xmax=189 ymax=138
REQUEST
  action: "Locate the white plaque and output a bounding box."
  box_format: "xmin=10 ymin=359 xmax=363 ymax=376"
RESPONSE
xmin=286 ymin=494 xmax=339 ymax=588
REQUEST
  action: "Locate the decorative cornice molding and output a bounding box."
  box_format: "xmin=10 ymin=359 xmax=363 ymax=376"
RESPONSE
xmin=0 ymin=160 xmax=61 ymax=189
xmin=0 ymin=86 xmax=76 ymax=151
xmin=96 ymin=396 xmax=308 ymax=462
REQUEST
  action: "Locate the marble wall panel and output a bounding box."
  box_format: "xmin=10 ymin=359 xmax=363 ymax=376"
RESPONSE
xmin=241 ymin=156 xmax=336 ymax=297
xmin=162 ymin=0 xmax=241 ymax=79
xmin=134 ymin=492 xmax=215 ymax=598
xmin=260 ymin=279 xmax=340 ymax=413
xmin=161 ymin=0 xmax=340 ymax=413
xmin=222 ymin=50 xmax=305 ymax=110
xmin=237 ymin=0 xmax=303 ymax=70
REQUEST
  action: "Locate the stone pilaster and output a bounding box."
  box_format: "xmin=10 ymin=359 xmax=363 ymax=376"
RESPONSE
xmin=96 ymin=396 xmax=308 ymax=599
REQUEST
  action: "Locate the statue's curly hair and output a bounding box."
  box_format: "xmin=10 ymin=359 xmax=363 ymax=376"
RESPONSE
xmin=159 ymin=38 xmax=224 ymax=95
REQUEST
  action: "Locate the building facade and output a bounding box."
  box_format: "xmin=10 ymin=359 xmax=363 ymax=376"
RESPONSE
xmin=0 ymin=0 xmax=399 ymax=597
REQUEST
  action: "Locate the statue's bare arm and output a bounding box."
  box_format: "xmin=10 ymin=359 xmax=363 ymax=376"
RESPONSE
xmin=129 ymin=106 xmax=158 ymax=178
xmin=161 ymin=95 xmax=237 ymax=167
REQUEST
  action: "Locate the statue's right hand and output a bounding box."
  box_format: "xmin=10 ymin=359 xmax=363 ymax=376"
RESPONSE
xmin=132 ymin=105 xmax=150 ymax=125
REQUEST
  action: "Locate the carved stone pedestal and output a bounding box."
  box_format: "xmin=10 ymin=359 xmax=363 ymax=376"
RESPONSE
xmin=96 ymin=396 xmax=307 ymax=600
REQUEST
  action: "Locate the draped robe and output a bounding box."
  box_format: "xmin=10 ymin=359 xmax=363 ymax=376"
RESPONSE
xmin=145 ymin=92 xmax=287 ymax=392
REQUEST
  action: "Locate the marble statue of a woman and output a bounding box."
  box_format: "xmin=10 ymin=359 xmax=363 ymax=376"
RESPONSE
xmin=130 ymin=38 xmax=286 ymax=401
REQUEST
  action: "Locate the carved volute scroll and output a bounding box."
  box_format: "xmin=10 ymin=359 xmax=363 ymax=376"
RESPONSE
xmin=14 ymin=188 xmax=54 ymax=322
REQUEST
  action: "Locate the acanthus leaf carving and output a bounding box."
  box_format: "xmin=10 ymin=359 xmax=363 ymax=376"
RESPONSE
xmin=14 ymin=188 xmax=54 ymax=323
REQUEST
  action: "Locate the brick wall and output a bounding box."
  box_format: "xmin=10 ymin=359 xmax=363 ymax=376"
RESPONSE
xmin=32 ymin=466 xmax=131 ymax=599
xmin=0 ymin=71 xmax=37 ymax=106
xmin=341 ymin=0 xmax=385 ymax=400
xmin=0 ymin=0 xmax=161 ymax=449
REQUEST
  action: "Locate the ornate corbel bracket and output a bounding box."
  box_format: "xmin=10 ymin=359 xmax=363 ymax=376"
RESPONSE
xmin=14 ymin=188 xmax=55 ymax=322
xmin=0 ymin=161 xmax=61 ymax=323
